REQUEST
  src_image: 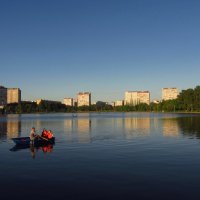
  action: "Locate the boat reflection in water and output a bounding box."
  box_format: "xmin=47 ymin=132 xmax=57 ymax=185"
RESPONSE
xmin=10 ymin=142 xmax=54 ymax=159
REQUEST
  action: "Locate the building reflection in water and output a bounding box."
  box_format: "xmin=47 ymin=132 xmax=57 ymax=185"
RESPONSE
xmin=77 ymin=119 xmax=91 ymax=143
xmin=63 ymin=117 xmax=152 ymax=143
xmin=123 ymin=118 xmax=150 ymax=139
xmin=0 ymin=119 xmax=21 ymax=139
xmin=7 ymin=121 xmax=21 ymax=139
xmin=64 ymin=118 xmax=91 ymax=143
xmin=162 ymin=118 xmax=179 ymax=137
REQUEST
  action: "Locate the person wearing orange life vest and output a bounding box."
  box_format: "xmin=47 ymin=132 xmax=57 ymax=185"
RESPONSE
xmin=41 ymin=128 xmax=48 ymax=138
xmin=47 ymin=130 xmax=53 ymax=139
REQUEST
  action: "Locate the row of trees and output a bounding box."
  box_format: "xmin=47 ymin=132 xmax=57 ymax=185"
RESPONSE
xmin=2 ymin=86 xmax=200 ymax=114
xmin=153 ymin=85 xmax=200 ymax=112
xmin=2 ymin=101 xmax=113 ymax=114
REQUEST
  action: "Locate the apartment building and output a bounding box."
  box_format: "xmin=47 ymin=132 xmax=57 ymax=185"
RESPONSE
xmin=63 ymin=98 xmax=73 ymax=106
xmin=77 ymin=92 xmax=91 ymax=107
xmin=0 ymin=86 xmax=21 ymax=106
xmin=125 ymin=91 xmax=150 ymax=105
xmin=7 ymin=88 xmax=21 ymax=104
xmin=115 ymin=100 xmax=124 ymax=106
xmin=162 ymin=88 xmax=179 ymax=101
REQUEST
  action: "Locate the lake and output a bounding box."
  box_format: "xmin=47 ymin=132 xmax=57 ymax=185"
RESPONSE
xmin=1 ymin=112 xmax=200 ymax=200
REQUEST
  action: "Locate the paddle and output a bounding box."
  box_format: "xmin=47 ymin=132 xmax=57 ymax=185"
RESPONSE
xmin=36 ymin=134 xmax=49 ymax=142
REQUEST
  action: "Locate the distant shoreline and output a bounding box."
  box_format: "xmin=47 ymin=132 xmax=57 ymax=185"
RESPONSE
xmin=1 ymin=111 xmax=200 ymax=115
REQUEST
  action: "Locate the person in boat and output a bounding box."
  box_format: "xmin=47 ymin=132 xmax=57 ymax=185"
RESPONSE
xmin=41 ymin=128 xmax=48 ymax=138
xmin=30 ymin=127 xmax=37 ymax=144
xmin=47 ymin=130 xmax=53 ymax=139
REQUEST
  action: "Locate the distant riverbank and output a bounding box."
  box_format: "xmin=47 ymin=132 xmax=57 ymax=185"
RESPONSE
xmin=1 ymin=110 xmax=200 ymax=116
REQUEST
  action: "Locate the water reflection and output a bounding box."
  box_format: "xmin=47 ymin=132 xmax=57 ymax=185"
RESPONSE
xmin=63 ymin=117 xmax=151 ymax=142
xmin=1 ymin=113 xmax=200 ymax=145
xmin=64 ymin=118 xmax=92 ymax=143
xmin=123 ymin=118 xmax=150 ymax=139
xmin=177 ymin=116 xmax=200 ymax=139
xmin=10 ymin=143 xmax=54 ymax=159
xmin=0 ymin=122 xmax=7 ymax=139
xmin=30 ymin=143 xmax=54 ymax=159
xmin=162 ymin=118 xmax=180 ymax=137
xmin=77 ymin=119 xmax=91 ymax=143
xmin=0 ymin=119 xmax=21 ymax=139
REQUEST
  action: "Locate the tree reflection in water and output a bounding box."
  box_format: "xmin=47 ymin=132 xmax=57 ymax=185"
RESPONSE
xmin=177 ymin=116 xmax=200 ymax=139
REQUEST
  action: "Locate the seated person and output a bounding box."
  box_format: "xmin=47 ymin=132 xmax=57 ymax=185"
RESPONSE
xmin=41 ymin=128 xmax=48 ymax=138
xmin=47 ymin=130 xmax=54 ymax=139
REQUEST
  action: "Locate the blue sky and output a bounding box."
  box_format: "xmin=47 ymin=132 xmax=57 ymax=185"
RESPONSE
xmin=1 ymin=0 xmax=200 ymax=102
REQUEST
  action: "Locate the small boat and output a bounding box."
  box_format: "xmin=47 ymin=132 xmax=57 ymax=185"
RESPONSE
xmin=12 ymin=136 xmax=55 ymax=146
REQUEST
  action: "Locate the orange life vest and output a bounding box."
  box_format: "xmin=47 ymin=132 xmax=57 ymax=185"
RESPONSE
xmin=42 ymin=130 xmax=48 ymax=138
xmin=47 ymin=131 xmax=53 ymax=139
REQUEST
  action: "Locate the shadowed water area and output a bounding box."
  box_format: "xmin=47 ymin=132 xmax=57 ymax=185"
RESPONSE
xmin=1 ymin=112 xmax=200 ymax=200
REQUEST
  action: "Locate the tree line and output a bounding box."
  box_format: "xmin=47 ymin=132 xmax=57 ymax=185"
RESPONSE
xmin=1 ymin=85 xmax=200 ymax=114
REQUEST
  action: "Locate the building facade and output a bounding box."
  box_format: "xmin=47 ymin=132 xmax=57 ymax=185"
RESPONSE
xmin=63 ymin=98 xmax=73 ymax=106
xmin=125 ymin=91 xmax=150 ymax=105
xmin=77 ymin=92 xmax=91 ymax=107
xmin=7 ymin=88 xmax=21 ymax=104
xmin=162 ymin=88 xmax=179 ymax=101
xmin=73 ymin=99 xmax=78 ymax=107
xmin=115 ymin=100 xmax=124 ymax=106
xmin=0 ymin=86 xmax=7 ymax=107
xmin=0 ymin=86 xmax=21 ymax=106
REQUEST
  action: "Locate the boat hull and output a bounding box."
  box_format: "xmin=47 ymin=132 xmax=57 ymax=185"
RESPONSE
xmin=12 ymin=137 xmax=55 ymax=146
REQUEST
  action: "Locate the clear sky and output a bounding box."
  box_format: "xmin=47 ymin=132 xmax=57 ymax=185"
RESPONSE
xmin=1 ymin=0 xmax=200 ymax=102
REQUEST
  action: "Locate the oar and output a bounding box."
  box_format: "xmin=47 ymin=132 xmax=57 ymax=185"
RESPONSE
xmin=36 ymin=134 xmax=49 ymax=141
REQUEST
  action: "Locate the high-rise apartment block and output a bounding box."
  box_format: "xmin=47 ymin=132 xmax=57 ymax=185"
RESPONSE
xmin=125 ymin=91 xmax=150 ymax=105
xmin=7 ymin=88 xmax=21 ymax=104
xmin=63 ymin=98 xmax=73 ymax=106
xmin=162 ymin=88 xmax=179 ymax=101
xmin=77 ymin=92 xmax=91 ymax=107
xmin=0 ymin=86 xmax=21 ymax=106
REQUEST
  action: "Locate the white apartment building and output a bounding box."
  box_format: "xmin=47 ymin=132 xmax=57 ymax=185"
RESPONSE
xmin=77 ymin=92 xmax=91 ymax=107
xmin=7 ymin=88 xmax=21 ymax=104
xmin=115 ymin=100 xmax=124 ymax=106
xmin=125 ymin=91 xmax=150 ymax=105
xmin=0 ymin=86 xmax=21 ymax=106
xmin=162 ymin=88 xmax=179 ymax=101
xmin=63 ymin=98 xmax=73 ymax=106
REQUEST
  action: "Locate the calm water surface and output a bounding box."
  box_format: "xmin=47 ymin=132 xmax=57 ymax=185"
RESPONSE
xmin=1 ymin=112 xmax=200 ymax=200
